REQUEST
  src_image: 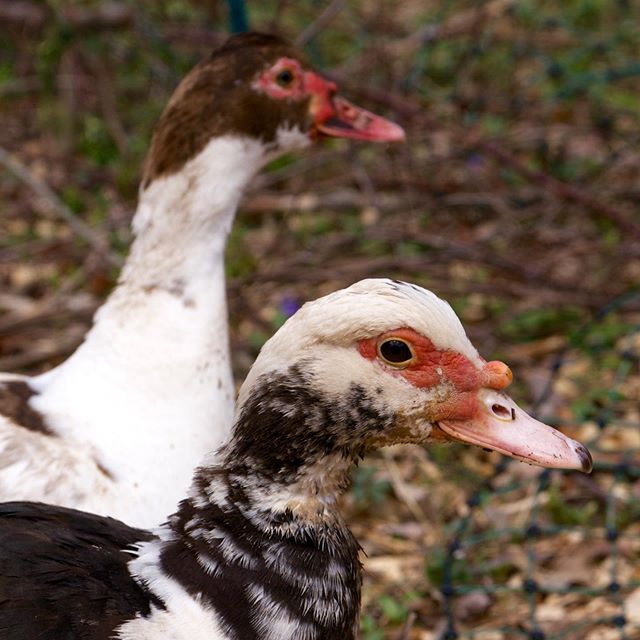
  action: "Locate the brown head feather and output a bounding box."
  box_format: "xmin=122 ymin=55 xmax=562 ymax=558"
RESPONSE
xmin=0 ymin=381 xmax=50 ymax=435
xmin=141 ymin=32 xmax=312 ymax=188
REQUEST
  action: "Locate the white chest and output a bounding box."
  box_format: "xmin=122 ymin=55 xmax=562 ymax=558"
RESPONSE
xmin=115 ymin=600 xmax=229 ymax=640
xmin=30 ymin=279 xmax=235 ymax=526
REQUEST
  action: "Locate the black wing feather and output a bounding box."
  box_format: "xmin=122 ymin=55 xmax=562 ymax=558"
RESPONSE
xmin=0 ymin=502 xmax=163 ymax=640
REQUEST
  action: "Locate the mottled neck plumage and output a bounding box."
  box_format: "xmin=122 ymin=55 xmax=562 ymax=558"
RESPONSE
xmin=160 ymin=466 xmax=362 ymax=640
xmin=226 ymin=364 xmax=395 ymax=483
xmin=156 ymin=366 xmax=386 ymax=639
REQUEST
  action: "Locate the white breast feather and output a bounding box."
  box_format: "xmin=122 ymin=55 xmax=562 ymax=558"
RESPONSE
xmin=117 ymin=538 xmax=229 ymax=640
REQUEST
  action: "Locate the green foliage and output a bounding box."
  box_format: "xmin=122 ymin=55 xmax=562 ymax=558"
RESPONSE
xmin=481 ymin=114 xmax=507 ymax=136
xmin=350 ymin=465 xmax=392 ymax=513
xmin=60 ymin=186 xmax=85 ymax=214
xmin=78 ymin=115 xmax=119 ymax=166
xmin=571 ymin=387 xmax=625 ymax=424
xmin=264 ymin=153 xmax=298 ymax=174
xmin=500 ymin=307 xmax=585 ymax=342
xmin=225 ymin=225 xmax=257 ymax=279
xmin=248 ymin=330 xmax=269 ymax=352
xmin=614 ymin=496 xmax=640 ymax=531
xmin=359 ymin=614 xmax=385 ymax=640
xmin=575 ymin=313 xmax=634 ymax=351
xmin=361 ymin=591 xmax=420 ymax=638
xmin=396 ymin=241 xmax=424 ymax=257
xmin=546 ymin=484 xmax=599 ymax=526
xmin=0 ymin=62 xmax=13 ymax=85
xmin=377 ymin=594 xmax=409 ymax=624
xmin=426 ymin=547 xmax=472 ymax=588
xmin=35 ymin=30 xmax=69 ymax=90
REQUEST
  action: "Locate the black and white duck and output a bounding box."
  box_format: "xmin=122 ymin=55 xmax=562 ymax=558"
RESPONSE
xmin=0 ymin=279 xmax=591 ymax=640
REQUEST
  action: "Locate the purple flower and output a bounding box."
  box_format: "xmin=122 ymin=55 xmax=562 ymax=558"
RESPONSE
xmin=466 ymin=153 xmax=485 ymax=171
xmin=280 ymin=296 xmax=301 ymax=318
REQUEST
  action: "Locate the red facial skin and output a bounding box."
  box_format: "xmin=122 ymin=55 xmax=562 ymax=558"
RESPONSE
xmin=358 ymin=328 xmax=512 ymax=422
xmin=253 ymin=57 xmax=405 ymax=142
xmin=252 ymin=58 xmax=309 ymax=100
xmin=302 ymin=71 xmax=338 ymax=125
xmin=357 ymin=328 xmax=592 ymax=473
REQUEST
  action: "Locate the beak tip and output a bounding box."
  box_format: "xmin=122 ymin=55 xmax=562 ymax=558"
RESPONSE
xmin=390 ymin=126 xmax=406 ymax=142
xmin=314 ymin=93 xmax=406 ymax=143
xmin=576 ymin=443 xmax=593 ymax=474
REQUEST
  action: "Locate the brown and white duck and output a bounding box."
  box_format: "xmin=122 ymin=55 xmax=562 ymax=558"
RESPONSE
xmin=0 ymin=279 xmax=591 ymax=640
xmin=0 ymin=34 xmax=404 ymax=527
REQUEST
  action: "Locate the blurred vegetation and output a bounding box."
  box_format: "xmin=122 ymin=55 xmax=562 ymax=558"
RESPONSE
xmin=1 ymin=0 xmax=640 ymax=638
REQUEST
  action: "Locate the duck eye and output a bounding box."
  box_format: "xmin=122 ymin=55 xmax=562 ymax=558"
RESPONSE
xmin=378 ymin=339 xmax=414 ymax=367
xmin=275 ymin=68 xmax=295 ymax=88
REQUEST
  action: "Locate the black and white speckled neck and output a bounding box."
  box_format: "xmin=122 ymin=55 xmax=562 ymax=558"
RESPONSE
xmin=158 ymin=365 xmax=394 ymax=640
xmin=227 ymin=363 xmax=394 ymax=481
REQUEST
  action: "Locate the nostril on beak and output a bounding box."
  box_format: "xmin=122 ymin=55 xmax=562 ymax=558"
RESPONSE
xmin=491 ymin=403 xmax=513 ymax=420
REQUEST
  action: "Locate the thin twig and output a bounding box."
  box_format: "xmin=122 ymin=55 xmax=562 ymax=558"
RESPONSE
xmin=80 ymin=49 xmax=129 ymax=154
xmin=0 ymin=304 xmax=95 ymax=337
xmin=0 ymin=0 xmax=133 ymax=34
xmin=0 ymin=333 xmax=84 ymax=371
xmin=478 ymin=140 xmax=640 ymax=240
xmin=0 ymin=146 xmax=122 ymax=268
xmin=398 ymin=611 xmax=417 ymax=640
xmin=229 ymin=255 xmax=617 ymax=310
xmin=58 ymin=47 xmax=78 ymax=156
xmin=268 ymin=0 xmax=292 ymax=32
xmin=241 ymin=189 xmax=414 ymax=214
xmin=296 ymin=0 xmax=349 ymax=47
xmin=382 ymin=449 xmax=429 ymax=524
xmin=395 ymin=0 xmax=517 ymax=53
xmin=0 ymin=78 xmax=41 ymax=96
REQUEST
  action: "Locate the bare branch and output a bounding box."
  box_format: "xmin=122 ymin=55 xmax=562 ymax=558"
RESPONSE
xmin=334 ymin=80 xmax=640 ymax=239
xmin=0 ymin=146 xmax=122 ymax=268
xmin=296 ymin=0 xmax=349 ymax=47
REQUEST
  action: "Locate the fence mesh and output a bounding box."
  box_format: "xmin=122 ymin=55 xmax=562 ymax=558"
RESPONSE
xmin=434 ymin=288 xmax=640 ymax=639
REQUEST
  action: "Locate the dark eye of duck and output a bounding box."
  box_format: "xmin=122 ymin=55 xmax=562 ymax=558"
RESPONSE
xmin=275 ymin=68 xmax=295 ymax=88
xmin=378 ymin=338 xmax=415 ymax=367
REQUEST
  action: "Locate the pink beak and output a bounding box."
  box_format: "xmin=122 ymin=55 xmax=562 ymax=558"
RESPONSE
xmin=305 ymin=72 xmax=405 ymax=142
xmin=438 ymin=388 xmax=593 ymax=473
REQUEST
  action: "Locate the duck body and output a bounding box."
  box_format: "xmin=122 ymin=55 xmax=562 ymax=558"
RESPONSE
xmin=0 ymin=502 xmax=158 ymax=640
xmin=0 ymin=490 xmax=360 ymax=640
xmin=0 ymin=35 xmax=404 ymax=527
xmin=0 ymin=279 xmax=591 ymax=639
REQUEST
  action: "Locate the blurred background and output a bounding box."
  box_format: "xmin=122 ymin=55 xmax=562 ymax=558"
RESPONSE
xmin=1 ymin=1 xmax=639 ymax=638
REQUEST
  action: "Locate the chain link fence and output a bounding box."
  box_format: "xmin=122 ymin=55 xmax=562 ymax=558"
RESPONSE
xmin=435 ymin=288 xmax=640 ymax=639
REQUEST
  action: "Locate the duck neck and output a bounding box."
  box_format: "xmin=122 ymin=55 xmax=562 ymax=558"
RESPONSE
xmin=36 ymin=136 xmax=267 ymax=486
xmin=157 ymin=366 xmax=378 ymax=639
xmin=160 ymin=458 xmax=361 ymax=640
xmin=122 ymin=135 xmax=266 ymax=292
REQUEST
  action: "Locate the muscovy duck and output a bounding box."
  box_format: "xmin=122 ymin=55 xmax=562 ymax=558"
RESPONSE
xmin=0 ymin=279 xmax=591 ymax=640
xmin=0 ymin=34 xmax=404 ymax=527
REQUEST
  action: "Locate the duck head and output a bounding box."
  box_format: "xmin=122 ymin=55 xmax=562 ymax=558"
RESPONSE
xmin=141 ymin=32 xmax=404 ymax=188
xmin=233 ymin=279 xmax=592 ymax=481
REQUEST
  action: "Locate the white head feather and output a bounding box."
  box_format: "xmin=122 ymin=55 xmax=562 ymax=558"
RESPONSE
xmin=237 ymin=278 xmax=483 ymax=415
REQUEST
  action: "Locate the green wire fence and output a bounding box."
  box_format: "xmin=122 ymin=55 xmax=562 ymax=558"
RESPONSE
xmin=435 ymin=289 xmax=640 ymax=639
